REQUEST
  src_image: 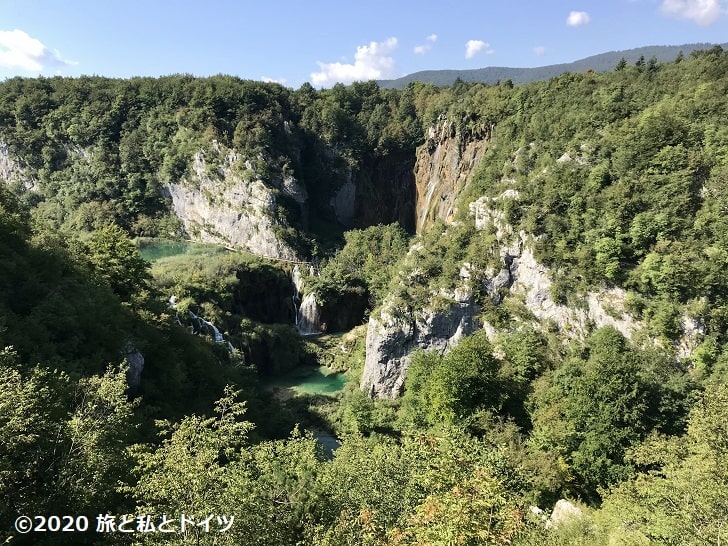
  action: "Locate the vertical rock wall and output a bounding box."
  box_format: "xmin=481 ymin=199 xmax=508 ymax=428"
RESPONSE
xmin=360 ymin=292 xmax=481 ymax=399
xmin=0 ymin=141 xmax=34 ymax=190
xmin=165 ymin=146 xmax=301 ymax=260
xmin=414 ymin=120 xmax=490 ymax=232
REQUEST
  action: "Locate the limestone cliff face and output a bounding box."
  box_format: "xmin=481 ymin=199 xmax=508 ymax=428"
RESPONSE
xmin=2 ymin=135 xmax=303 ymax=261
xmin=358 ymin=121 xmax=503 ymax=398
xmin=0 ymin=141 xmax=34 ymax=190
xmin=166 ymin=116 xmax=485 ymax=245
xmin=300 ymin=141 xmax=417 ymax=232
xmin=414 ymin=120 xmax=491 ymax=233
xmin=361 ymin=184 xmax=711 ymax=399
xmin=122 ymin=341 xmax=144 ymax=394
xmin=165 ymin=144 xmax=301 ymax=260
xmin=360 ymin=290 xmax=480 ymax=399
xmin=469 ymin=194 xmax=642 ymax=341
xmin=361 ymin=192 xmax=647 ymax=399
xmin=510 ymin=247 xmax=640 ymax=340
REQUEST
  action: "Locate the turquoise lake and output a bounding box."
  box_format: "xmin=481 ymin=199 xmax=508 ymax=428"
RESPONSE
xmin=266 ymin=366 xmax=347 ymax=396
xmin=136 ymin=238 xmax=225 ymax=262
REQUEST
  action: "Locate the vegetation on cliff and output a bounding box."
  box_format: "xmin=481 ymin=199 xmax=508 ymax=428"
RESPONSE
xmin=2 ymin=46 xmax=728 ymax=544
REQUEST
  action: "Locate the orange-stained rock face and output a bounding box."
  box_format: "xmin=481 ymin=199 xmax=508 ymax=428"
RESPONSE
xmin=414 ymin=120 xmax=491 ymax=233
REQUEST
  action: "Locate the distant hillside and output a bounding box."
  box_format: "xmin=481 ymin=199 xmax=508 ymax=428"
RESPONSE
xmin=379 ymin=43 xmax=726 ymax=88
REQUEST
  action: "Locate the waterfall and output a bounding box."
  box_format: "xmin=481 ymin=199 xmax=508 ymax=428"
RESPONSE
xmin=291 ymin=264 xmax=323 ymax=335
xmin=297 ymin=293 xmax=323 ymax=335
xmin=292 ymin=264 xmax=305 ymax=301
xmin=292 ymin=264 xmax=303 ymax=323
xmin=168 ymin=295 xmax=234 ymax=349
xmin=188 ymin=310 xmax=225 ymax=342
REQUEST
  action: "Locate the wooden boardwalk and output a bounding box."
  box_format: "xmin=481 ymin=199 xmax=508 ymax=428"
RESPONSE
xmin=224 ymin=246 xmax=314 ymax=266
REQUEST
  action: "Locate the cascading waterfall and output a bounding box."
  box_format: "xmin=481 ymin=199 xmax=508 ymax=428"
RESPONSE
xmin=292 ymin=264 xmax=323 ymax=335
xmin=169 ymin=295 xmax=234 ymax=351
xmin=297 ymin=293 xmax=323 ymax=335
xmin=292 ymin=264 xmax=303 ymax=324
xmin=188 ymin=310 xmax=224 ymax=343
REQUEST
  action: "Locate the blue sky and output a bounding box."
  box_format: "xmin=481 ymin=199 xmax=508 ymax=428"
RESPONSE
xmin=1 ymin=0 xmax=726 ymax=87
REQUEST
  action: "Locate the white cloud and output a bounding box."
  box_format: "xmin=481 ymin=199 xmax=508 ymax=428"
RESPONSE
xmin=0 ymin=29 xmax=76 ymax=72
xmin=465 ymin=40 xmax=494 ymax=59
xmin=311 ymin=37 xmax=398 ymax=86
xmin=660 ymin=0 xmax=722 ymax=25
xmin=533 ymin=45 xmax=546 ymax=56
xmin=414 ymin=34 xmax=438 ymax=55
xmin=566 ymin=11 xmax=591 ymax=26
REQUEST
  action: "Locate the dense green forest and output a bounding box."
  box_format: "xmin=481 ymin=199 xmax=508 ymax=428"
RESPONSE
xmin=2 ymin=46 xmax=728 ymax=544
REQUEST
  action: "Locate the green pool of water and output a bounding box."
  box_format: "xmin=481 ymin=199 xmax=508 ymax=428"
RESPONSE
xmin=267 ymin=366 xmax=347 ymax=396
xmin=136 ymin=238 xmax=225 ymax=262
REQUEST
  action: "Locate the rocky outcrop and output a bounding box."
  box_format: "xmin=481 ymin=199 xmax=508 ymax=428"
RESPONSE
xmin=414 ymin=119 xmax=491 ymax=232
xmin=361 ymin=191 xmax=646 ymax=399
xmin=510 ymin=248 xmax=640 ymax=340
xmin=470 ymin=191 xmax=519 ymax=238
xmin=470 ymin=193 xmax=641 ymax=340
xmin=676 ymin=314 xmax=705 ymax=360
xmin=360 ymin=290 xmax=480 ymax=399
xmin=121 ymin=342 xmax=144 ymax=393
xmin=0 ymin=141 xmax=34 ymax=190
xmin=530 ymin=499 xmax=585 ymax=529
xmin=545 ymin=499 xmax=584 ymax=529
xmin=165 ymin=144 xmax=300 ymax=260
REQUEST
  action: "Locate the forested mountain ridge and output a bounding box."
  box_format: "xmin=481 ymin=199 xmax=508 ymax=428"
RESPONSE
xmin=378 ymin=41 xmax=728 ymax=88
xmin=1 ymin=46 xmax=728 ymax=544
